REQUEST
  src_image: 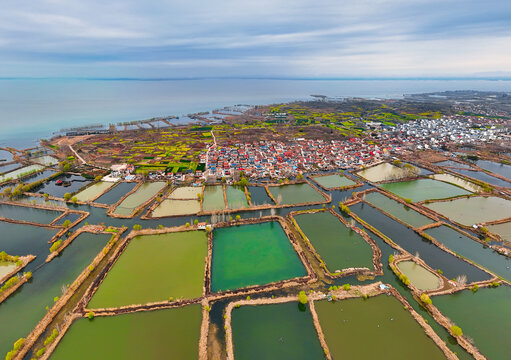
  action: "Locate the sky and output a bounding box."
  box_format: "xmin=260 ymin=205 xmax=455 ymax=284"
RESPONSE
xmin=1 ymin=0 xmax=510 ymax=79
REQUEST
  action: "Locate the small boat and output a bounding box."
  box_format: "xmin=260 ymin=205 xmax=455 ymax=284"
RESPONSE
xmin=55 ymin=180 xmax=63 ymax=186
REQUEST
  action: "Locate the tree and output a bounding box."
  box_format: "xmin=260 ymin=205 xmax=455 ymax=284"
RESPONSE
xmin=194 ymin=219 xmax=199 ymax=225
xmin=235 ymin=215 xmax=241 ymax=220
xmin=133 ymin=224 xmax=142 ymax=230
xmin=71 ymin=196 xmax=78 ymax=204
xmin=94 ymin=175 xmax=103 ymax=182
xmin=450 ymin=325 xmax=463 ymax=337
xmin=87 ymin=311 xmax=94 ymax=320
xmin=298 ymin=291 xmax=308 ymax=304
xmin=63 ymin=220 xmax=71 ymax=227
xmin=62 ymin=163 xmax=70 ymax=171
xmin=185 ymin=222 xmax=190 ymax=227
xmin=63 ymin=192 xmax=72 ymax=201
xmin=420 ymin=293 xmax=432 ymax=305
xmin=342 ymin=283 xmax=351 ymax=291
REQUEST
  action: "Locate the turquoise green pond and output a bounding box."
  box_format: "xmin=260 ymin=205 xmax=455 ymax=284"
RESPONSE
xmin=202 ymin=185 xmax=226 ymax=212
xmin=380 ymin=178 xmax=471 ymax=202
xmin=397 ymin=261 xmax=440 ymax=291
xmin=312 ymin=174 xmax=356 ymax=189
xmin=268 ymin=183 xmax=325 ymax=205
xmin=74 ymin=181 xmax=115 ymax=202
xmin=231 ymin=302 xmax=324 ymax=360
xmin=51 ymin=304 xmax=202 ymax=360
xmin=0 ymin=261 xmax=17 ymax=280
xmin=487 ymin=221 xmax=511 ymax=242
xmin=225 ymin=186 xmax=248 ymax=209
xmin=294 ymin=211 xmax=373 ymax=272
xmin=363 ymin=191 xmax=434 ymax=228
xmin=211 ymin=222 xmax=307 ymax=292
xmin=113 ymin=182 xmax=166 ymax=216
xmin=424 ymin=196 xmax=511 ymax=226
xmin=433 ymin=286 xmax=511 ymax=360
xmin=315 ymin=295 xmax=446 ymax=360
xmin=88 ymin=231 xmax=207 ymax=308
xmin=152 ymin=199 xmax=200 ymax=217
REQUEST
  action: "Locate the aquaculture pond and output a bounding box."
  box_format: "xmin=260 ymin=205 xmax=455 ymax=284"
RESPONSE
xmin=433 ymin=160 xmax=472 ymax=169
xmin=94 ymin=182 xmax=137 ymax=205
xmin=20 ymin=169 xmax=56 ymax=183
xmin=169 ymin=186 xmax=202 ymax=199
xmin=475 ymin=159 xmax=511 ymax=179
xmin=202 ymin=185 xmax=226 ymax=212
xmin=32 ymin=155 xmax=59 ymax=166
xmin=315 ymin=295 xmax=446 ymax=360
xmin=74 ymin=181 xmax=115 ymax=202
xmin=363 ymin=191 xmax=434 ymax=228
xmin=349 ymin=202 xmax=491 ymax=283
xmin=424 ymin=196 xmax=511 ymax=226
xmin=0 ymin=261 xmax=16 ymax=280
xmin=231 ymin=302 xmax=324 ymax=360
xmin=379 ymin=178 xmax=471 ymax=203
xmin=312 ymin=173 xmax=356 ymax=189
xmin=211 ymin=221 xmax=307 ymax=292
xmin=294 ymin=211 xmax=373 ymax=272
xmin=268 ymin=183 xmax=325 ymax=205
xmin=0 ymin=162 xmax=20 ymax=174
xmin=113 ymin=181 xmax=166 ymax=216
xmin=88 ymin=231 xmax=207 ymax=308
xmin=247 ymin=186 xmax=274 ymax=206
xmin=432 ymin=286 xmax=511 ymax=360
xmin=431 ymin=173 xmax=483 ymax=192
xmin=35 ymin=174 xmax=92 ymax=198
xmin=225 ymin=186 xmax=248 ymax=209
xmin=51 ymin=304 xmax=202 ymax=360
xmin=486 ymin=221 xmax=511 ymax=242
xmin=151 ymin=199 xmax=200 ymax=217
xmin=396 ymin=261 xmax=440 ymax=291
xmin=53 ymin=212 xmax=81 ymax=226
xmin=425 ymin=225 xmax=511 ymax=282
xmin=0 ymin=164 xmax=44 ymax=182
xmin=356 ymin=162 xmax=410 ymax=182
xmin=455 ymin=169 xmax=511 ymax=188
xmin=0 ymin=232 xmax=110 ymax=357
xmin=0 ymin=203 xmax=62 ymax=224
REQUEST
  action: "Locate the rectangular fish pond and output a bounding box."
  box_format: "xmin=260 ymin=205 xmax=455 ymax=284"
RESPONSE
xmin=34 ymin=174 xmax=92 ymax=198
xmin=0 ymin=164 xmax=44 ymax=182
xmin=50 ymin=304 xmax=202 ymax=360
xmin=423 ymin=196 xmax=511 ymax=226
xmin=94 ymin=182 xmax=137 ymax=205
xmin=225 ymin=186 xmax=248 ymax=209
xmin=294 ymin=211 xmax=374 ymax=273
xmin=379 ymin=178 xmax=471 ymax=203
xmin=247 ymin=186 xmax=274 ymax=206
xmin=432 ymin=285 xmax=511 ymax=360
xmin=113 ymin=181 xmax=166 ymax=216
xmin=268 ymin=183 xmax=325 ymax=205
xmin=151 ymin=199 xmax=200 ymax=217
xmin=455 ymin=168 xmax=511 ymax=188
xmin=396 ymin=260 xmax=441 ymax=291
xmin=486 ymin=221 xmax=511 ymax=242
xmin=230 ymin=301 xmax=324 ymax=360
xmin=430 ymin=173 xmax=484 ymax=193
xmin=0 ymin=203 xmax=63 ymax=224
xmin=73 ymin=181 xmax=115 ymax=202
xmin=211 ymin=221 xmax=307 ymax=293
xmin=356 ymin=162 xmax=411 ymax=182
xmin=363 ymin=191 xmax=434 ymax=228
xmin=88 ymin=231 xmax=207 ymax=308
xmin=202 ymin=185 xmax=226 ymax=212
xmin=169 ymin=186 xmax=202 ymax=199
xmin=315 ymin=294 xmax=447 ymax=360
xmin=475 ymin=159 xmax=511 ymax=180
xmin=311 ymin=173 xmax=356 ymax=189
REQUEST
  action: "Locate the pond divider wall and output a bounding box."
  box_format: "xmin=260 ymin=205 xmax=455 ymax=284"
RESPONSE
xmin=288 ymin=208 xmax=383 ymax=279
xmin=199 ymin=299 xmax=210 ymax=360
xmin=14 ymin=227 xmax=126 ymax=360
xmin=0 ymin=273 xmax=31 ymax=305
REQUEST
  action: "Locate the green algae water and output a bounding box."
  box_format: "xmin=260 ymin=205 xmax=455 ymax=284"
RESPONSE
xmin=113 ymin=181 xmax=166 ymax=215
xmin=225 ymin=186 xmax=248 ymax=209
xmin=152 ymin=199 xmax=200 ymax=217
xmin=89 ymin=231 xmax=207 ymax=308
xmin=315 ymin=295 xmax=446 ymax=360
xmin=231 ymin=302 xmax=324 ymax=360
xmin=0 ymin=232 xmax=109 ymax=357
xmin=397 ymin=261 xmax=440 ymax=290
xmin=51 ymin=304 xmax=202 ymax=360
xmin=312 ymin=174 xmax=355 ymax=189
xmin=268 ymin=183 xmax=324 ymax=205
xmin=424 ymin=196 xmax=511 ymax=226
xmin=202 ymin=185 xmax=226 ymax=211
xmin=363 ymin=191 xmax=434 ymax=228
xmin=294 ymin=211 xmax=373 ymax=272
xmin=74 ymin=181 xmax=115 ymax=202
xmin=425 ymin=225 xmax=511 ymax=282
xmin=432 ymin=286 xmax=511 ymax=360
xmin=380 ymin=178 xmax=471 ymax=202
xmin=211 ymin=222 xmax=306 ymax=292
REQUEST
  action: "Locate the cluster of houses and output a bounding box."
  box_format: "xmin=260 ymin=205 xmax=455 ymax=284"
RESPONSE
xmin=204 ymin=138 xmax=387 ymax=179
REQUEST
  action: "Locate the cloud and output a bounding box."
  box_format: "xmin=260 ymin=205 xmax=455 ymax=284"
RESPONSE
xmin=0 ymin=0 xmax=510 ymax=77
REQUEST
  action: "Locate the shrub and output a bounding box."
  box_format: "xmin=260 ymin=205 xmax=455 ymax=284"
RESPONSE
xmin=194 ymin=219 xmax=199 ymax=225
xmin=87 ymin=311 xmax=94 ymax=320
xmin=24 ymin=272 xmax=32 ymax=279
xmin=53 ymin=296 xmax=59 ymax=303
xmin=342 ymin=283 xmax=351 ymax=291
xmin=71 ymin=196 xmax=78 ymax=204
xmin=49 ymin=240 xmax=62 ymax=253
xmin=43 ymin=329 xmax=59 ymax=346
xmin=490 ymin=281 xmax=500 ymax=288
xmin=35 ymin=347 xmax=46 ymax=358
xmin=404 ymin=198 xmax=412 ymax=204
xmin=94 ymin=175 xmax=103 ymax=182
xmin=246 ymin=296 xmax=251 ymax=300
xmin=63 ymin=192 xmax=72 ymax=201
xmin=133 ymin=224 xmax=142 ymax=230
xmin=298 ymin=291 xmax=308 ymax=304
xmin=388 ymin=254 xmax=394 ymax=263
xmin=235 ymin=215 xmax=241 ymax=220
xmin=62 ymin=219 xmax=72 ymax=227
xmin=451 ymin=325 xmax=463 ymax=337
xmin=471 ymin=284 xmax=479 ymax=292
xmin=185 ymin=222 xmax=190 ymax=227
xmin=420 ymin=293 xmax=432 ymax=305
xmin=204 ymin=305 xmax=211 ymax=312
xmin=338 ymin=202 xmax=351 ymax=214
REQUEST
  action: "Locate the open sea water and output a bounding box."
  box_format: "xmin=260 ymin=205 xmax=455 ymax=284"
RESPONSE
xmin=1 ymin=78 xmax=511 ymax=148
